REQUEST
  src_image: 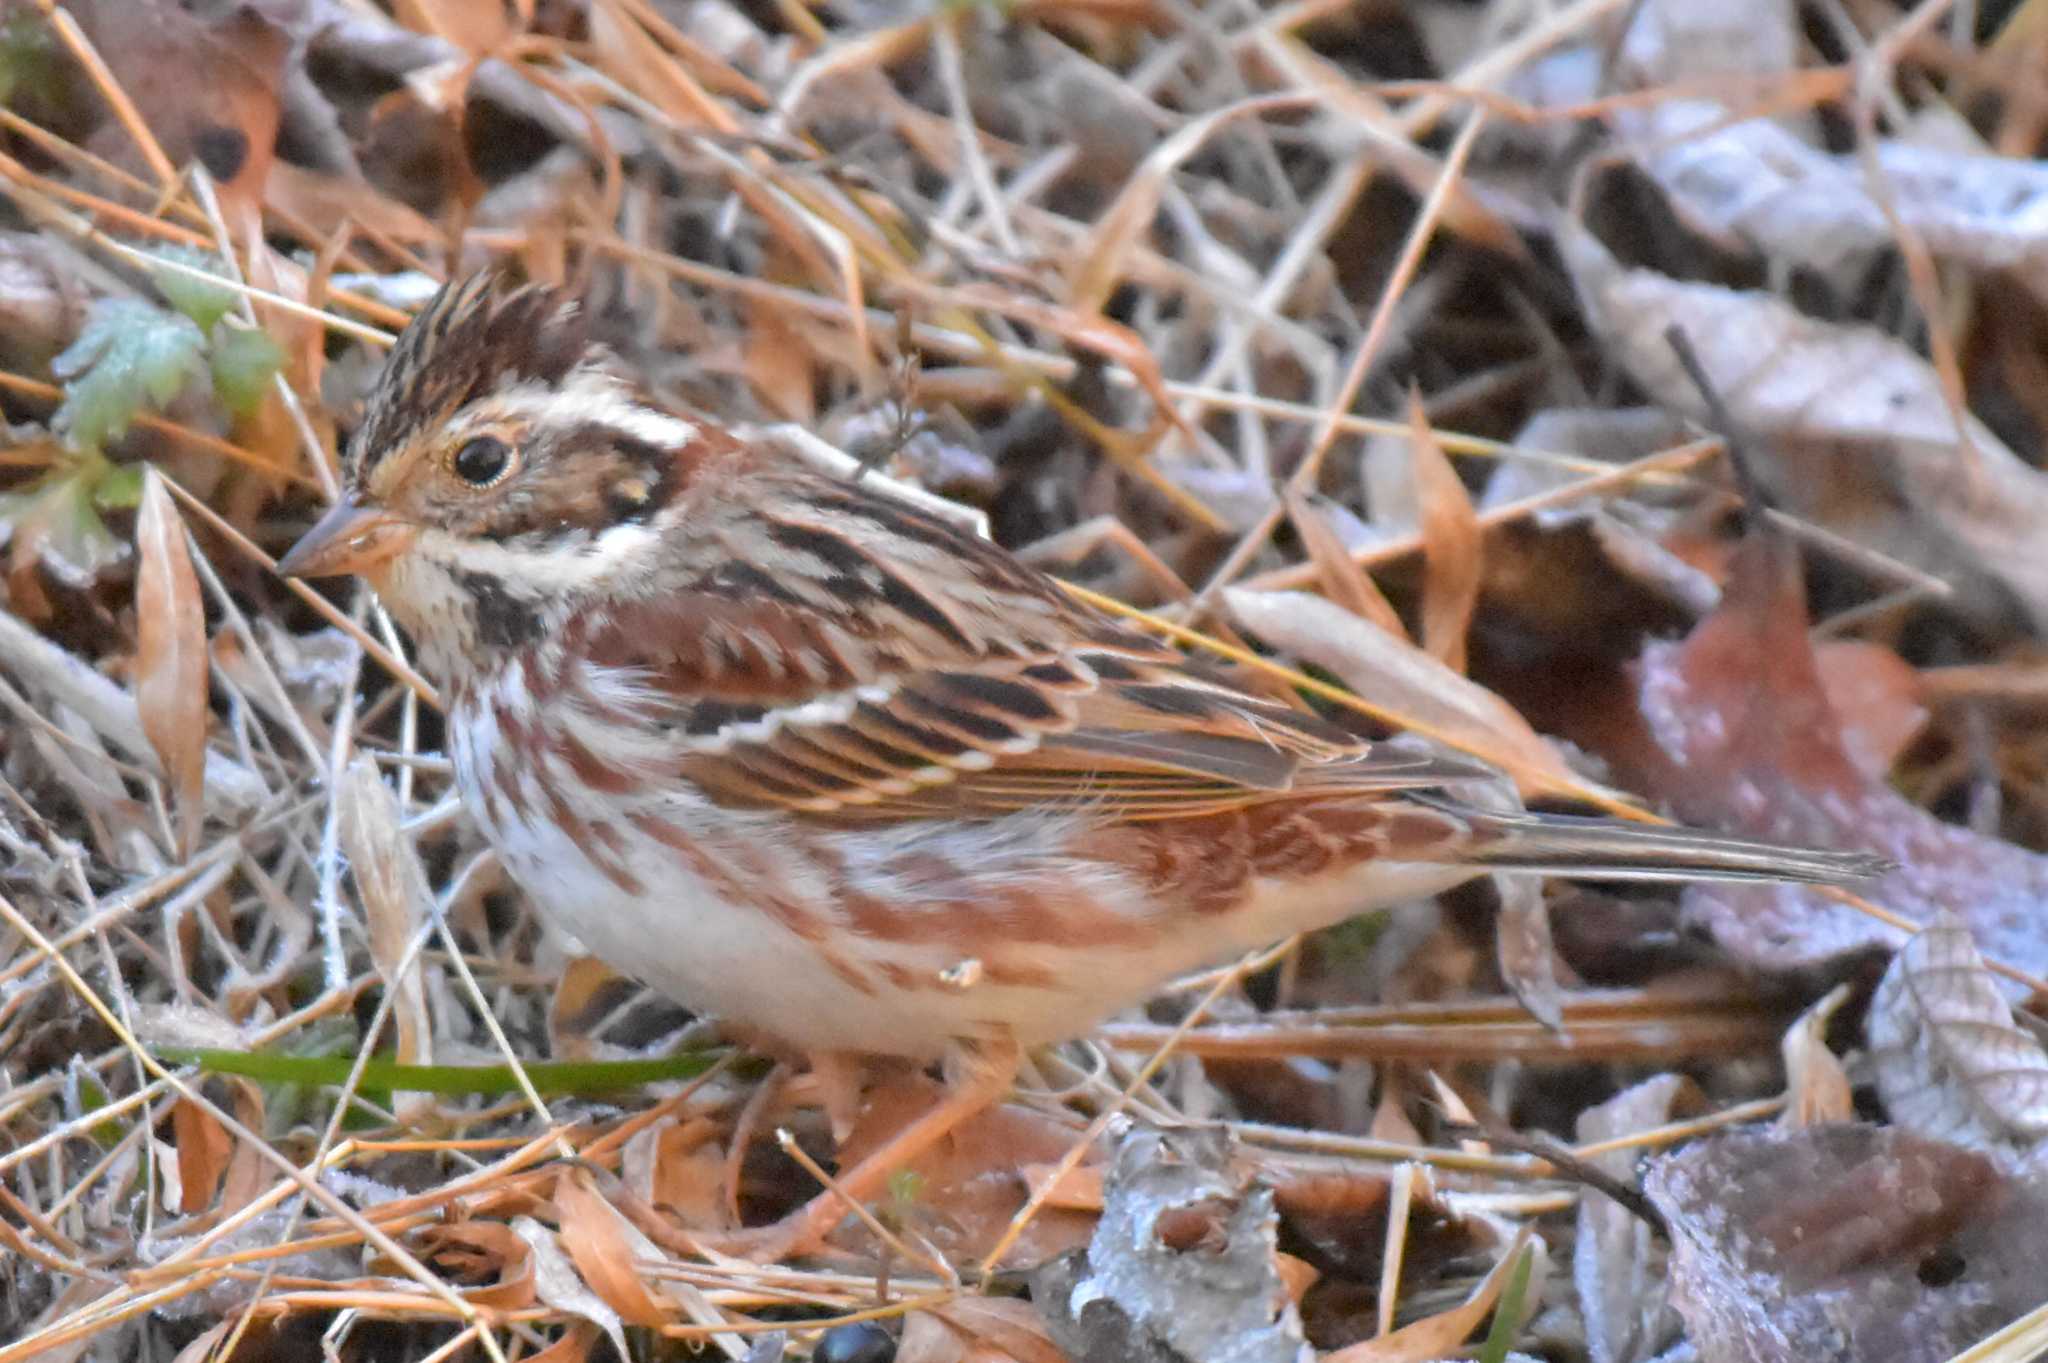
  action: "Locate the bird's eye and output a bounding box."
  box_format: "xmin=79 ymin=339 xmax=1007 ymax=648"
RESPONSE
xmin=452 ymin=436 xmax=512 ymax=487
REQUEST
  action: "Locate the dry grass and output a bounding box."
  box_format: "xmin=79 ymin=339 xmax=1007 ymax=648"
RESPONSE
xmin=7 ymin=0 xmax=2048 ymax=1360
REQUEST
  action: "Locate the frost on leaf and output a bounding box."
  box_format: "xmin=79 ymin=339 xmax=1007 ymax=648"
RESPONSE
xmin=1611 ymin=528 xmax=2048 ymax=989
xmin=149 ymin=245 xmax=241 ymax=332
xmin=1033 ymin=1125 xmax=1313 ymax=1363
xmin=51 ymin=298 xmax=207 ymax=453
xmin=0 ymin=447 xmax=137 ymax=586
xmin=208 ymin=326 xmax=284 ymax=417
xmin=1868 ymin=913 xmax=2048 ymax=1151
xmin=1647 ymin=1124 xmax=2048 ymax=1363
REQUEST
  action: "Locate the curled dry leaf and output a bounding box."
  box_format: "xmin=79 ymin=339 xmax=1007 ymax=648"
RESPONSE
xmin=1493 ymin=872 xmax=1564 ymax=1033
xmin=552 ymin=1168 xmax=670 ymax=1331
xmin=513 ymin=1214 xmax=627 ymax=1360
xmin=1562 ymin=220 xmax=2048 ymax=631
xmin=134 ymin=467 xmax=208 ymax=857
xmin=1867 ymin=912 xmax=2048 ymax=1151
xmin=334 ymin=755 xmax=433 ymax=1076
xmin=1407 ymin=391 xmax=1481 ymax=673
xmin=1223 ymin=586 xmax=1614 ymax=805
xmin=1031 ymin=1125 xmax=1312 ymax=1363
xmin=1647 ymin=1124 xmax=2048 ymax=1363
xmin=414 ymin=1220 xmax=538 ymax=1311
xmin=1778 ymin=984 xmax=1854 ymax=1130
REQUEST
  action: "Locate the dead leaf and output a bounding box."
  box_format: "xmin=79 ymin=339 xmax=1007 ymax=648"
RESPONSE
xmin=1031 ymin=1126 xmax=1310 ymax=1363
xmin=743 ymin=289 xmax=817 ymax=425
xmin=514 ymin=1213 xmax=627 ymax=1358
xmin=1647 ymin=1124 xmax=2048 ymax=1363
xmin=334 ymin=756 xmax=434 ymax=1087
xmin=72 ymin=0 xmax=288 ymax=221
xmin=1223 ymin=586 xmax=1613 ymax=804
xmin=1323 ymin=1225 xmax=1537 ymax=1363
xmin=1779 ymin=984 xmax=1854 ymax=1129
xmin=1493 ymin=872 xmax=1564 ymax=1032
xmin=134 ymin=467 xmax=208 ymax=857
xmin=169 ymin=1097 xmax=231 ymax=1214
xmin=395 ymin=0 xmax=514 ymax=54
xmin=553 ymin=1168 xmax=670 ymax=1329
xmin=264 ymin=161 xmax=442 ymax=245
xmin=1812 ymin=642 xmax=1926 ymax=780
xmin=1407 ymin=391 xmax=1481 ymax=673
xmin=1597 ymin=529 xmax=2048 ymax=988
xmin=1562 ymin=219 xmax=2048 ymax=632
xmin=928 ymin=1298 xmax=1069 ymax=1363
xmin=1283 ymin=486 xmax=1409 ymax=640
xmin=1867 ymin=912 xmax=2048 ymax=1151
xmin=416 ymin=1220 xmax=539 ymax=1310
xmin=1573 ymin=1075 xmax=1692 ymax=1363
xmin=833 ymin=1071 xmax=1096 ymax=1265
xmin=1066 ymin=95 xmax=1304 ymax=316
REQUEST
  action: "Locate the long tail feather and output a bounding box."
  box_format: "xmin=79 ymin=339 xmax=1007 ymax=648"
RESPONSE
xmin=1450 ymin=807 xmax=1893 ymax=886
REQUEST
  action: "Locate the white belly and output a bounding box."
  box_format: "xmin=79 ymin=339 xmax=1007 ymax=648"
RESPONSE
xmin=450 ymin=694 xmax=1477 ymax=1058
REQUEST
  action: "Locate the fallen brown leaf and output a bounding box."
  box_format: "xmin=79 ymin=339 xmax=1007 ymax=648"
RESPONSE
xmin=133 ymin=467 xmax=208 ymax=857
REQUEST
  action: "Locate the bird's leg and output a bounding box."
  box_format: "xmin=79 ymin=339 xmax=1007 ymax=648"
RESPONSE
xmin=709 ymin=1035 xmax=1022 ymax=1262
xmin=721 ymin=1058 xmax=791 ymax=1226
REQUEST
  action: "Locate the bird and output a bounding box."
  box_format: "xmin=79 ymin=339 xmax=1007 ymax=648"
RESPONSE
xmin=279 ymin=271 xmax=1886 ymax=1253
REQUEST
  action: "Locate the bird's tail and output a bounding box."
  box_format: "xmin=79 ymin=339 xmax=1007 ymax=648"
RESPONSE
xmin=1443 ymin=804 xmax=1892 ymax=886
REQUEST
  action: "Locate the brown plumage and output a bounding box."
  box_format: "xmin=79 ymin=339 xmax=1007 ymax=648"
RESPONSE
xmin=280 ymin=272 xmax=1887 ymax=1253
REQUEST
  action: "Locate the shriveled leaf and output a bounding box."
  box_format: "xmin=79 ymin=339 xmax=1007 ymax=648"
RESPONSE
xmin=1283 ymin=486 xmax=1409 ymax=639
xmin=1223 ymin=586 xmax=1610 ymax=804
xmin=1408 ymin=390 xmax=1481 ymax=673
xmin=1647 ymin=1124 xmax=2048 ymax=1363
xmin=1868 ymin=913 xmax=2048 ymax=1150
xmin=1031 ymin=1126 xmax=1311 ymax=1363
xmin=207 ymin=325 xmax=284 ymax=418
xmin=134 ymin=468 xmax=209 ymax=856
xmin=1779 ymin=984 xmax=1854 ymax=1129
xmin=52 ymin=299 xmax=207 ymax=453
xmin=415 ymin=1221 xmax=539 ymax=1311
xmin=512 ymin=1214 xmax=627 ymax=1359
xmin=334 ymin=756 xmax=433 ymax=1075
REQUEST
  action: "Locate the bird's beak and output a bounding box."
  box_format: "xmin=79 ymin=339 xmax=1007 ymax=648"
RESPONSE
xmin=277 ymin=497 xmax=413 ymax=579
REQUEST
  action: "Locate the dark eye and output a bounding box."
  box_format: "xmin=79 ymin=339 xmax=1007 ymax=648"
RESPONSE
xmin=452 ymin=436 xmax=511 ymax=487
